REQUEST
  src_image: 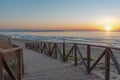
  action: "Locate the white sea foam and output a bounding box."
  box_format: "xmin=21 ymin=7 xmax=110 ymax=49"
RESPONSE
xmin=0 ymin=31 xmax=120 ymax=48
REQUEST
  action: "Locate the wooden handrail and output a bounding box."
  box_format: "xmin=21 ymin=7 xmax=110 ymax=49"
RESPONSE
xmin=25 ymin=41 xmax=120 ymax=50
xmin=0 ymin=46 xmax=23 ymax=80
xmin=0 ymin=47 xmax=22 ymax=54
xmin=25 ymin=42 xmax=120 ymax=80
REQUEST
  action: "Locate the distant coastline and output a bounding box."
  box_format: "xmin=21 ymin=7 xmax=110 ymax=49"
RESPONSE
xmin=0 ymin=29 xmax=120 ymax=32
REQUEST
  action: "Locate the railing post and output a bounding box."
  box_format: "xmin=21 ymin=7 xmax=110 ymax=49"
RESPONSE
xmin=39 ymin=43 xmax=40 ymax=52
xmin=35 ymin=43 xmax=38 ymax=52
xmin=41 ymin=43 xmax=43 ymax=53
xmin=31 ymin=43 xmax=32 ymax=49
xmin=28 ymin=43 xmax=29 ymax=48
xmin=48 ymin=43 xmax=51 ymax=56
xmin=33 ymin=43 xmax=35 ymax=50
xmin=74 ymin=44 xmax=77 ymax=66
xmin=21 ymin=48 xmax=24 ymax=75
xmin=63 ymin=40 xmax=66 ymax=61
xmin=87 ymin=45 xmax=91 ymax=73
xmin=108 ymin=48 xmax=120 ymax=74
xmin=37 ymin=43 xmax=38 ymax=52
xmin=0 ymin=53 xmax=2 ymax=80
xmin=29 ymin=43 xmax=30 ymax=49
xmin=34 ymin=43 xmax=36 ymax=51
xmin=37 ymin=43 xmax=39 ymax=52
xmin=55 ymin=43 xmax=57 ymax=58
xmin=18 ymin=49 xmax=23 ymax=80
xmin=105 ymin=48 xmax=110 ymax=80
xmin=44 ymin=43 xmax=46 ymax=54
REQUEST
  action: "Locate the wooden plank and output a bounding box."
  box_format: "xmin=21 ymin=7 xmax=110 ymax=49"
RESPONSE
xmin=18 ymin=49 xmax=23 ymax=80
xmin=50 ymin=43 xmax=56 ymax=56
xmin=37 ymin=43 xmax=39 ymax=52
xmin=87 ymin=45 xmax=91 ymax=73
xmin=0 ymin=47 xmax=22 ymax=54
xmin=3 ymin=58 xmax=16 ymax=80
xmin=48 ymin=43 xmax=51 ymax=56
xmin=105 ymin=49 xmax=110 ymax=80
xmin=77 ymin=46 xmax=87 ymax=69
xmin=25 ymin=41 xmax=120 ymax=50
xmin=62 ymin=43 xmax=65 ymax=61
xmin=21 ymin=48 xmax=24 ymax=75
xmin=88 ymin=49 xmax=106 ymax=73
xmin=108 ymin=48 xmax=120 ymax=74
xmin=54 ymin=43 xmax=57 ymax=58
xmin=64 ymin=45 xmax=75 ymax=61
xmin=40 ymin=43 xmax=42 ymax=53
xmin=74 ymin=44 xmax=77 ymax=66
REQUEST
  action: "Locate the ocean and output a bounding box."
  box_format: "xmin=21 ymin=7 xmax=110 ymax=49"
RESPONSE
xmin=0 ymin=31 xmax=120 ymax=48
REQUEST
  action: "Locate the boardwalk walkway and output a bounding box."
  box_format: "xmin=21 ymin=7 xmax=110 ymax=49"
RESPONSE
xmin=12 ymin=39 xmax=102 ymax=80
xmin=23 ymin=48 xmax=101 ymax=80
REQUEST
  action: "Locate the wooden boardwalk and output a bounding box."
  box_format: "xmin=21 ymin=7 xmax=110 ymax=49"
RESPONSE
xmin=12 ymin=39 xmax=102 ymax=80
xmin=23 ymin=48 xmax=102 ymax=80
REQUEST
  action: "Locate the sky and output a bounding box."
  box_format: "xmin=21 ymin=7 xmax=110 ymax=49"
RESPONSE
xmin=0 ymin=0 xmax=120 ymax=31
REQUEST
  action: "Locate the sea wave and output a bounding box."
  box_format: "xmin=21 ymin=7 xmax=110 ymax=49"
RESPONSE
xmin=0 ymin=32 xmax=120 ymax=48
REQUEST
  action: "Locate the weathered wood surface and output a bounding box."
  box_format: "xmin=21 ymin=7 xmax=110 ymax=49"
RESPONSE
xmin=23 ymin=48 xmax=102 ymax=80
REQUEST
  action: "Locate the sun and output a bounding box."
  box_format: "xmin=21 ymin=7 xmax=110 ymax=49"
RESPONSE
xmin=105 ymin=25 xmax=112 ymax=32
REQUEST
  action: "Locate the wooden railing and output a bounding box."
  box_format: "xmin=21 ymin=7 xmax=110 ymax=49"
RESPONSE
xmin=0 ymin=46 xmax=24 ymax=80
xmin=25 ymin=42 xmax=120 ymax=80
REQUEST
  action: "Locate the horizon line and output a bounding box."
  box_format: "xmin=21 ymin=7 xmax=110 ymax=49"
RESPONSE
xmin=0 ymin=29 xmax=120 ymax=32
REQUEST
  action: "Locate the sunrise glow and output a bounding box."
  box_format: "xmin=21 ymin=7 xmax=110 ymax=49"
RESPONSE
xmin=105 ymin=25 xmax=112 ymax=32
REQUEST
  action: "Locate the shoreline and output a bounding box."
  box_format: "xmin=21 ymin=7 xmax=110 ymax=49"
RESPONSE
xmin=0 ymin=32 xmax=120 ymax=48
